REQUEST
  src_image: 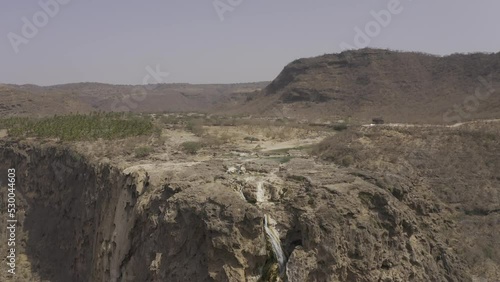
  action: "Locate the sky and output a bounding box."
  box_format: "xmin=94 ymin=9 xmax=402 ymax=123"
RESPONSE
xmin=1 ymin=0 xmax=499 ymax=86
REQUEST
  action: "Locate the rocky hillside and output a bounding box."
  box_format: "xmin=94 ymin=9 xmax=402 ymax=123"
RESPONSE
xmin=0 ymin=82 xmax=267 ymax=117
xmin=313 ymin=120 xmax=500 ymax=281
xmin=237 ymin=49 xmax=500 ymax=124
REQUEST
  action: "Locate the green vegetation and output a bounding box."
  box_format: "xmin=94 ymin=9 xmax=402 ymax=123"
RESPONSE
xmin=0 ymin=113 xmax=157 ymax=141
xmin=244 ymin=136 xmax=260 ymax=142
xmin=260 ymin=239 xmax=284 ymax=282
xmin=267 ymin=155 xmax=293 ymax=164
xmin=185 ymin=120 xmax=205 ymax=136
xmin=332 ymin=123 xmax=348 ymax=131
xmin=159 ymin=115 xmax=183 ymax=125
xmin=278 ymin=155 xmax=292 ymax=164
xmin=340 ymin=155 xmax=354 ymax=167
xmin=134 ymin=146 xmax=154 ymax=158
xmin=181 ymin=141 xmax=204 ymax=155
xmin=266 ymin=145 xmax=312 ymax=155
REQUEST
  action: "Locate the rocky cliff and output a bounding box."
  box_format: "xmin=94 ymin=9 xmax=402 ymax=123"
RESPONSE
xmin=0 ymin=138 xmax=484 ymax=281
xmin=236 ymin=49 xmax=500 ymax=124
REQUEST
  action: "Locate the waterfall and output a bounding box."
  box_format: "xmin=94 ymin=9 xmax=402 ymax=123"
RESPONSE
xmin=264 ymin=214 xmax=286 ymax=275
xmin=256 ymin=181 xmax=265 ymax=203
xmin=237 ymin=185 xmax=247 ymax=201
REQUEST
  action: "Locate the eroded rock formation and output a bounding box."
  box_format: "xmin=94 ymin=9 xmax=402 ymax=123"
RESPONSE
xmin=1 ymin=140 xmax=484 ymax=281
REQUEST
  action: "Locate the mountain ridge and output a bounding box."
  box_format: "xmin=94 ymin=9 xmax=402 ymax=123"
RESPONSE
xmin=235 ymin=48 xmax=500 ymax=124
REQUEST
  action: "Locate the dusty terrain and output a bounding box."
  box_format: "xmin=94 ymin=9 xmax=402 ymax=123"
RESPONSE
xmin=1 ymin=49 xmax=499 ymax=281
xmin=0 ymin=116 xmax=499 ymax=281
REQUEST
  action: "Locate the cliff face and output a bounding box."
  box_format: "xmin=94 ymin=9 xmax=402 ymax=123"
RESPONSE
xmin=0 ymin=140 xmax=481 ymax=281
xmin=0 ymin=142 xmax=141 ymax=281
xmin=239 ymin=49 xmax=500 ymax=123
xmin=0 ymin=142 xmax=267 ymax=281
xmin=313 ymin=121 xmax=500 ymax=281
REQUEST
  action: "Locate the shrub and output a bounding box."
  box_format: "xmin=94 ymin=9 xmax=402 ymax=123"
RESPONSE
xmin=244 ymin=136 xmax=260 ymax=142
xmin=311 ymin=132 xmax=361 ymax=166
xmin=218 ymin=132 xmax=234 ymax=144
xmin=332 ymin=123 xmax=348 ymax=131
xmin=160 ymin=115 xmax=181 ymax=125
xmin=134 ymin=146 xmax=154 ymax=158
xmin=279 ymin=156 xmax=293 ymax=164
xmin=185 ymin=120 xmax=205 ymax=136
xmin=341 ymin=155 xmax=354 ymax=167
xmin=181 ymin=141 xmax=203 ymax=155
xmin=202 ymin=136 xmax=224 ymax=148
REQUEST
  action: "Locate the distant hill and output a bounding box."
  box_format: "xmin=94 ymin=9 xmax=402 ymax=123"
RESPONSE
xmin=0 ymin=82 xmax=268 ymax=117
xmin=0 ymin=84 xmax=94 ymax=117
xmin=3 ymin=49 xmax=500 ymax=123
xmin=234 ymin=49 xmax=500 ymax=124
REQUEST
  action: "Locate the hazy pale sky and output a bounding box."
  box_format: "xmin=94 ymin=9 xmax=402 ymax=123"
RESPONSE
xmin=1 ymin=0 xmax=499 ymax=86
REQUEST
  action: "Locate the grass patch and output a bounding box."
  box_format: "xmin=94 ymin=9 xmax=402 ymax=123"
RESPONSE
xmin=0 ymin=113 xmax=157 ymax=141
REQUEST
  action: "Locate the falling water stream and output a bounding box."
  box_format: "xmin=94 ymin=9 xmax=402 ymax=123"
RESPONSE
xmin=256 ymin=181 xmax=265 ymax=203
xmin=264 ymin=214 xmax=286 ymax=275
xmin=240 ymin=177 xmax=288 ymax=278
